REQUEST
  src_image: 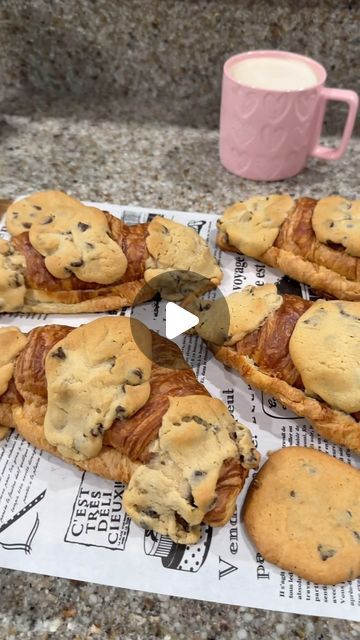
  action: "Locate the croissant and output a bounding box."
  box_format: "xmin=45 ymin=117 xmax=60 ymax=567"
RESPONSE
xmin=217 ymin=195 xmax=360 ymax=301
xmin=1 ymin=191 xmax=222 ymax=313
xmin=0 ymin=317 xmax=259 ymax=544
xmin=195 ymin=284 xmax=360 ymax=454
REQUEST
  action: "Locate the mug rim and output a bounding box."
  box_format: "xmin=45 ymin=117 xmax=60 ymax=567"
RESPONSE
xmin=223 ymin=49 xmax=327 ymax=92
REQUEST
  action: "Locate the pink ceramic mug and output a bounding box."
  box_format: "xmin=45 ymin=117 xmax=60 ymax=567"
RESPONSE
xmin=219 ymin=50 xmax=359 ymax=181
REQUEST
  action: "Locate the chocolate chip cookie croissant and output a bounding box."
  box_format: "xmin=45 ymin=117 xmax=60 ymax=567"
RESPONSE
xmin=194 ymin=284 xmax=360 ymax=454
xmin=1 ymin=191 xmax=222 ymax=313
xmin=217 ymin=194 xmax=360 ymax=301
xmin=0 ymin=317 xmax=259 ymax=544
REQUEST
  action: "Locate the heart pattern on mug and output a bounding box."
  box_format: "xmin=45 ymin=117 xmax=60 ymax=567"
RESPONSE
xmin=285 ymin=149 xmax=308 ymax=173
xmin=263 ymin=93 xmax=292 ymax=121
xmin=261 ymin=124 xmax=287 ymax=153
xmin=234 ymin=89 xmax=259 ymax=119
xmin=232 ymin=122 xmax=257 ymax=147
xmin=295 ymin=91 xmax=318 ymax=121
xmin=294 ymin=123 xmax=314 ymax=149
xmin=230 ymin=148 xmax=251 ymax=173
xmin=252 ymin=155 xmax=285 ymax=180
xmin=220 ymin=64 xmax=332 ymax=180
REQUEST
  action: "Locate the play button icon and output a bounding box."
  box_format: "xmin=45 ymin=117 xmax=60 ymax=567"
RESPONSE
xmin=165 ymin=302 xmax=199 ymax=340
xmin=129 ymin=268 xmax=230 ymax=369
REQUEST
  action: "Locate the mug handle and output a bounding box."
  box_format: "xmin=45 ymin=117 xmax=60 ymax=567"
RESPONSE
xmin=311 ymin=88 xmax=359 ymax=160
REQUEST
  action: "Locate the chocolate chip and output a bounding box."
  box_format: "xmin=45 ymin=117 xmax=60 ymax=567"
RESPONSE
xmin=326 ymin=240 xmax=344 ymax=251
xmin=41 ymin=216 xmax=54 ymax=225
xmin=132 ymin=368 xmax=143 ymax=379
xmin=22 ymin=222 xmax=31 ymax=229
xmin=340 ymin=308 xmax=360 ymax=321
xmin=175 ymin=513 xmax=190 ymax=532
xmin=142 ymin=508 xmax=159 ymax=519
xmin=86 ymin=242 xmax=94 ymax=249
xmin=91 ymin=423 xmax=104 ymax=437
xmin=302 ymin=463 xmax=317 ymax=475
xmin=70 ymin=259 xmax=84 ymax=268
xmin=347 ymin=510 xmax=352 ymax=517
xmin=115 ymin=405 xmax=126 ymax=419
xmin=230 ymin=431 xmax=238 ymax=441
xmin=188 ymin=492 xmax=196 ymax=508
xmin=194 ymin=470 xmax=206 ymax=478
xmin=108 ymin=356 xmax=116 ymax=371
xmin=8 ymin=273 xmax=23 ymax=288
xmin=318 ymin=544 xmax=336 ymax=561
xmin=303 ymin=317 xmax=319 ymax=327
xmin=329 ymin=221 xmax=334 ymax=228
xmin=33 ymin=205 xmax=42 ymax=210
xmin=51 ymin=346 xmax=66 ymax=359
xmin=353 ymin=531 xmax=360 ymax=542
xmin=240 ymin=450 xmax=259 ymax=466
xmin=183 ymin=415 xmax=211 ymax=428
xmin=78 ymin=222 xmax=90 ymax=232
xmin=290 ymin=490 xmax=296 ymax=497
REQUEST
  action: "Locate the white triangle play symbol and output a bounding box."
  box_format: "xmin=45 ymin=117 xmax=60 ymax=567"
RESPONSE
xmin=165 ymin=302 xmax=199 ymax=340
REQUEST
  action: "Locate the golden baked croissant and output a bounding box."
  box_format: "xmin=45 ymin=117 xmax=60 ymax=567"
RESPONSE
xmin=217 ymin=195 xmax=360 ymax=301
xmin=194 ymin=284 xmax=360 ymax=454
xmin=1 ymin=191 xmax=222 ymax=313
xmin=0 ymin=317 xmax=259 ymax=544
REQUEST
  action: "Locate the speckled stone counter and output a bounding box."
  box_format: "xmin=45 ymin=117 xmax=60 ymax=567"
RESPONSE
xmin=0 ymin=0 xmax=359 ymax=133
xmin=0 ymin=108 xmax=359 ymax=639
xmin=0 ymin=103 xmax=358 ymax=204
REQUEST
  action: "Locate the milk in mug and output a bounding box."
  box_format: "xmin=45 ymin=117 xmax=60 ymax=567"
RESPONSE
xmin=229 ymin=55 xmax=318 ymax=91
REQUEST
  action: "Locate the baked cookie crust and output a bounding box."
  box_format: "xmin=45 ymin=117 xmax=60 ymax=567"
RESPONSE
xmin=243 ymin=447 xmax=360 ymax=584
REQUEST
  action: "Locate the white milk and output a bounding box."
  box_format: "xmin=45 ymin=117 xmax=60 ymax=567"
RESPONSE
xmin=229 ymin=56 xmax=318 ymax=91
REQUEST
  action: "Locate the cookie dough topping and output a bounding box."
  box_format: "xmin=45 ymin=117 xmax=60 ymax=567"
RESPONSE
xmin=289 ymin=300 xmax=360 ymax=413
xmin=7 ymin=191 xmax=128 ymax=284
xmin=123 ymin=395 xmax=259 ymax=544
xmin=0 ymin=239 xmax=26 ymax=312
xmin=44 ymin=317 xmax=152 ymax=461
xmin=312 ymin=195 xmax=360 ymax=257
xmin=217 ymin=195 xmax=294 ymax=258
xmin=144 ymin=217 xmax=222 ymax=300
xmin=196 ymin=284 xmax=283 ymax=346
xmin=0 ymin=327 xmax=28 ymax=397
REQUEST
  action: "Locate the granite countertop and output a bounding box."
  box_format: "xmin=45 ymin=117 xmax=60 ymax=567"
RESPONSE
xmin=0 ymin=106 xmax=359 ymax=640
